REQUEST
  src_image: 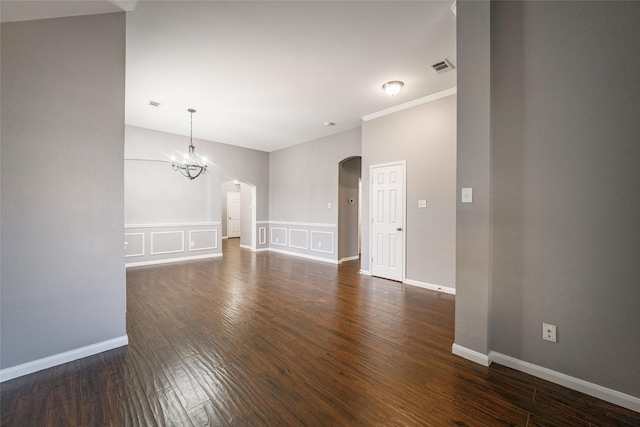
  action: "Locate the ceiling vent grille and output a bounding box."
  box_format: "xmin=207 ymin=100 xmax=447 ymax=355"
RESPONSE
xmin=431 ymin=59 xmax=455 ymax=75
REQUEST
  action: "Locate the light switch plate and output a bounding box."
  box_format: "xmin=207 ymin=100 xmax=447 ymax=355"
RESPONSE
xmin=461 ymin=188 xmax=473 ymax=203
xmin=418 ymin=200 xmax=427 ymax=208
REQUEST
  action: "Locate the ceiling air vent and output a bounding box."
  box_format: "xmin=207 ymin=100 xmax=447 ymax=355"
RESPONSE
xmin=148 ymin=100 xmax=161 ymax=107
xmin=431 ymin=59 xmax=455 ymax=75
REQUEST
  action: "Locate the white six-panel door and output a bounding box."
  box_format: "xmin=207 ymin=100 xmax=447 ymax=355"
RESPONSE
xmin=227 ymin=191 xmax=241 ymax=238
xmin=371 ymin=162 xmax=405 ymax=281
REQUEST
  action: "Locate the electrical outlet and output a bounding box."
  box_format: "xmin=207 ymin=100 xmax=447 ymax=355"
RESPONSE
xmin=317 ymin=242 xmax=322 ymax=248
xmin=543 ymin=323 xmax=557 ymax=342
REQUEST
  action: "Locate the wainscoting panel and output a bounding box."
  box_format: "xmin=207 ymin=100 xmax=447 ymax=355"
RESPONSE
xmin=258 ymin=226 xmax=267 ymax=245
xmin=189 ymin=229 xmax=217 ymax=251
xmin=310 ymin=231 xmax=334 ymax=254
xmin=270 ymin=227 xmax=287 ymax=246
xmin=151 ymin=231 xmax=184 ymax=255
xmin=267 ymin=222 xmax=338 ymax=263
xmin=125 ymin=223 xmax=222 ymax=267
xmin=124 ymin=233 xmax=144 ymax=258
xmin=288 ymin=229 xmax=308 ymax=250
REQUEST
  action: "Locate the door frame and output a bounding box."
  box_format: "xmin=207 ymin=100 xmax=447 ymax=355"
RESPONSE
xmin=369 ymin=160 xmax=406 ymax=282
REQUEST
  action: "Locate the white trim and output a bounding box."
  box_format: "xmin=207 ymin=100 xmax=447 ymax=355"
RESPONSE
xmin=0 ymin=335 xmax=128 ymax=383
xmin=151 ymin=231 xmax=184 ymax=255
xmin=339 ymin=255 xmax=360 ymax=263
xmin=490 ymin=352 xmax=640 ymax=413
xmin=268 ymin=221 xmax=337 ymax=228
xmin=268 ymin=247 xmax=338 ymax=264
xmin=254 ymin=247 xmax=270 ymax=252
xmin=270 ymin=227 xmax=288 ymax=246
xmin=125 ymin=222 xmax=221 ymax=229
xmin=452 ymin=343 xmax=491 ymax=367
xmin=310 ymin=230 xmax=334 ymax=254
xmin=362 ymin=87 xmax=457 ymax=121
xmin=288 ymin=229 xmax=309 ymax=250
xmin=256 ymin=221 xmax=269 ymax=225
xmin=188 ymin=229 xmax=218 ymax=251
xmin=222 ymin=236 xmax=228 ymax=239
xmin=239 ymin=244 xmax=252 ymax=250
xmin=404 ymin=278 xmax=456 ymax=295
xmin=251 ymin=186 xmax=257 ymax=251
xmin=124 ymin=232 xmax=145 ymax=258
xmin=360 ymin=270 xmax=371 ymax=275
xmin=258 ymin=227 xmax=267 ymax=245
xmin=125 ymin=253 xmax=222 ymax=268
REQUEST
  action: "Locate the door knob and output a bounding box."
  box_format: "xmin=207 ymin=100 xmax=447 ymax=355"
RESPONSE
xmin=397 ymin=227 xmax=402 ymax=231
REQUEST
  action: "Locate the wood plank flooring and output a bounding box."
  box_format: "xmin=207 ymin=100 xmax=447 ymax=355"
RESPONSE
xmin=1 ymin=238 xmax=639 ymax=426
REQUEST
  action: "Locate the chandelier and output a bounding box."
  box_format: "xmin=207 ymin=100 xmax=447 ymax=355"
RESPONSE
xmin=172 ymin=108 xmax=208 ymax=180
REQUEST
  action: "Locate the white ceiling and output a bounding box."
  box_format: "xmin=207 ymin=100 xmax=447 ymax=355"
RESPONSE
xmin=2 ymin=1 xmax=457 ymax=152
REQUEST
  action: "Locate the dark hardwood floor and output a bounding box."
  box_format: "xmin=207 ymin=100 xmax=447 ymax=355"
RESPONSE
xmin=1 ymin=238 xmax=639 ymax=426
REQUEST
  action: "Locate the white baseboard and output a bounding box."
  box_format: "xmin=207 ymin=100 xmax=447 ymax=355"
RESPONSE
xmin=404 ymin=278 xmax=456 ymax=295
xmin=239 ymin=244 xmax=252 ymax=250
xmin=268 ymin=247 xmax=338 ymax=264
xmin=222 ymin=236 xmax=228 ymax=239
xmin=125 ymin=253 xmax=222 ymax=268
xmin=452 ymin=343 xmax=491 ymax=367
xmin=490 ymin=351 xmax=640 ymax=413
xmin=339 ymin=255 xmax=360 ymax=263
xmin=360 ymin=270 xmax=371 ymax=275
xmin=254 ymin=247 xmax=269 ymax=252
xmin=0 ymin=335 xmax=128 ymax=383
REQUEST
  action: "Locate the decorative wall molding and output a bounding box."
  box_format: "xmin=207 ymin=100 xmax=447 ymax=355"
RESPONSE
xmin=288 ymin=229 xmax=309 ymax=250
xmin=269 ymin=221 xmax=337 ymax=228
xmin=0 ymin=335 xmax=128 ymax=383
xmin=125 ymin=253 xmax=222 ymax=268
xmin=489 ymin=352 xmax=640 ymax=413
xmin=188 ymin=229 xmax=217 ymax=251
xmin=404 ymin=279 xmax=456 ymax=295
xmin=150 ymin=231 xmax=184 ymax=255
xmin=125 ymin=222 xmax=221 ymax=229
xmin=362 ymin=87 xmax=457 ymax=122
xmin=270 ymin=227 xmax=287 ymax=246
xmin=124 ymin=232 xmax=144 ymax=258
xmin=310 ymin=230 xmax=334 ymax=254
xmin=258 ymin=227 xmax=267 ymax=245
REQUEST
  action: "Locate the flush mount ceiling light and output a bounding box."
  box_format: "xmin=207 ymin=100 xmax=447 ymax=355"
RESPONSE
xmin=171 ymin=108 xmax=208 ymax=180
xmin=382 ymin=81 xmax=404 ymax=96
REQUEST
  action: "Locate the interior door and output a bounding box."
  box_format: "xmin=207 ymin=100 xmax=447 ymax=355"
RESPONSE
xmin=371 ymin=162 xmax=405 ymax=281
xmin=227 ymin=191 xmax=241 ymax=238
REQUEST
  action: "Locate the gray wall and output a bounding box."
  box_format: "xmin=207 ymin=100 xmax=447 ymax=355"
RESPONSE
xmin=1 ymin=13 xmax=126 ymax=368
xmin=240 ymin=183 xmax=253 ymax=247
xmin=456 ymin=0 xmax=640 ymax=400
xmin=361 ymin=96 xmax=457 ymax=289
xmin=125 ymin=125 xmax=269 ymax=224
xmin=454 ymin=1 xmax=492 ymax=355
xmin=490 ymin=1 xmax=640 ymax=398
xmin=269 ymin=128 xmax=361 ymax=223
xmin=268 ymin=128 xmax=361 ymax=261
xmin=338 ymin=157 xmax=361 ymax=260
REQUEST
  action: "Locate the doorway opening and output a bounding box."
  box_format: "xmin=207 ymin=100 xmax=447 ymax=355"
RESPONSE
xmin=338 ymin=156 xmax=362 ymax=263
xmin=221 ymin=180 xmax=257 ymax=251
